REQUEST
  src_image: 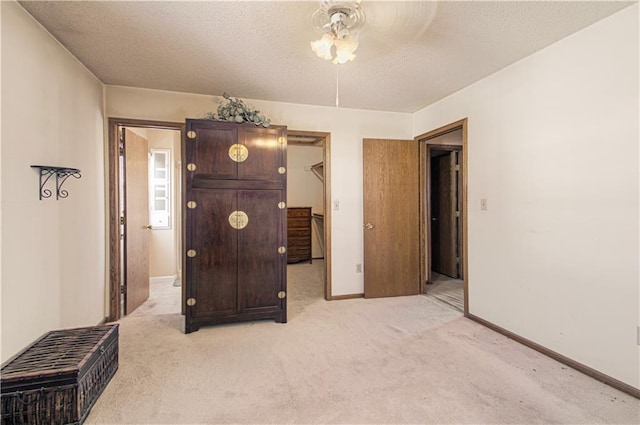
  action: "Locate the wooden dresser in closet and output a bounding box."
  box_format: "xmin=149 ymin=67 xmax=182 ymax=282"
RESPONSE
xmin=287 ymin=207 xmax=312 ymax=263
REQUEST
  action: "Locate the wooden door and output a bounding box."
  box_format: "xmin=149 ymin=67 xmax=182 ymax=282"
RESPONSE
xmin=431 ymin=152 xmax=458 ymax=278
xmin=239 ymin=127 xmax=284 ymax=180
xmin=237 ymin=189 xmax=285 ymax=314
xmin=363 ymin=138 xmax=420 ymax=298
xmin=188 ymin=189 xmax=238 ymax=318
xmin=123 ymin=128 xmax=150 ymax=314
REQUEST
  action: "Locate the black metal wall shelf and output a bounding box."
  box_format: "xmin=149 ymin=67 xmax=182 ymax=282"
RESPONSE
xmin=31 ymin=165 xmax=82 ymax=200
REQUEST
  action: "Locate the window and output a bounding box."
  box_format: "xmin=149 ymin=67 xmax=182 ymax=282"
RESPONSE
xmin=149 ymin=149 xmax=171 ymax=229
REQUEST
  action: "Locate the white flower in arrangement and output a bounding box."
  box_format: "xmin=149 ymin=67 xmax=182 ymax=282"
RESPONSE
xmin=204 ymin=92 xmax=271 ymax=127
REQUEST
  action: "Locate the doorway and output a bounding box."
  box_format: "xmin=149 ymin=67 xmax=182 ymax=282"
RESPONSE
xmin=427 ymin=146 xmax=463 ymax=311
xmin=418 ymin=119 xmax=468 ymax=315
xmin=108 ymin=118 xmax=185 ymax=321
xmin=286 ymin=130 xmax=332 ymax=301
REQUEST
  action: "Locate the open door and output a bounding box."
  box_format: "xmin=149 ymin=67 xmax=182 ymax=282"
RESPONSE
xmin=431 ymin=151 xmax=459 ymax=278
xmin=123 ymin=128 xmax=151 ymax=314
xmin=363 ymin=138 xmax=420 ymax=298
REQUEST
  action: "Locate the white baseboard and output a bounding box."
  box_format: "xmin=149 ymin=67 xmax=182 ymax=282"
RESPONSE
xmin=150 ymin=275 xmax=177 ymax=284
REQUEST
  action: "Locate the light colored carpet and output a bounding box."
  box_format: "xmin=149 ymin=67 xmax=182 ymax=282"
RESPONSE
xmin=87 ymin=261 xmax=639 ymax=424
xmin=425 ymin=272 xmax=464 ymax=312
xmin=129 ymin=279 xmax=181 ymax=317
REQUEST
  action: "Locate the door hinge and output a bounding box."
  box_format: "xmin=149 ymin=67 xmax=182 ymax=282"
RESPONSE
xmin=120 ymin=216 xmax=126 ymax=225
xmin=455 ymin=211 xmax=460 ymax=218
xmin=456 ymin=257 xmax=460 ymax=263
xmin=455 ymin=165 xmax=460 ymax=171
xmin=120 ymin=285 xmax=126 ymax=295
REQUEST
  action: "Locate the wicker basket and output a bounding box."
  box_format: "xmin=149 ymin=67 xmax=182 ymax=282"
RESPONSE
xmin=1 ymin=324 xmax=119 ymax=425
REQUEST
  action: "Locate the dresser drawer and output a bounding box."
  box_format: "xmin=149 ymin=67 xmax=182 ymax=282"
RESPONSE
xmin=288 ymin=218 xmax=310 ymax=229
xmin=288 ymin=246 xmax=311 ymax=257
xmin=288 ymin=228 xmax=311 ymax=238
xmin=287 ymin=208 xmax=311 ymax=218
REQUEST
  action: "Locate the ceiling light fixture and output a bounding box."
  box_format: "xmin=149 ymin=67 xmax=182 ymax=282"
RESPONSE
xmin=310 ymin=0 xmax=366 ymax=65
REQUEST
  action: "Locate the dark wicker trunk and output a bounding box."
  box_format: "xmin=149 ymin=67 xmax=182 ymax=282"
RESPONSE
xmin=1 ymin=324 xmax=119 ymax=425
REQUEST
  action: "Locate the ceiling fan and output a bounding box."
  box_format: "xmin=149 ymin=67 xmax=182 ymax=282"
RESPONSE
xmin=310 ymin=0 xmax=438 ymax=64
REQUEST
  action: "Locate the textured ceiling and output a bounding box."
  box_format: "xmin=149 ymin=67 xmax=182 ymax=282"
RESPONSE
xmin=18 ymin=1 xmax=634 ymax=113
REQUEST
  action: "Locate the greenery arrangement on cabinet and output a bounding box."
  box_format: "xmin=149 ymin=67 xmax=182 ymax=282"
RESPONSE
xmin=205 ymin=92 xmax=271 ymax=127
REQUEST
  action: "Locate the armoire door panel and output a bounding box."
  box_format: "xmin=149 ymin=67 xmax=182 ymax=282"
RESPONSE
xmin=188 ymin=125 xmax=238 ymax=180
xmin=239 ymin=127 xmax=286 ymax=181
xmin=188 ymin=189 xmax=238 ymax=317
xmin=237 ymin=189 xmax=285 ymax=313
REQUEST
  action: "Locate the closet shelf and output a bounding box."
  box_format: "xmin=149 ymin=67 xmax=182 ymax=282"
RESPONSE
xmin=310 ymin=161 xmax=324 ymax=181
xmin=31 ymin=165 xmax=82 ymax=200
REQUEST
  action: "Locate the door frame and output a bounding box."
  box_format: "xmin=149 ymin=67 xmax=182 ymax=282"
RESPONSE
xmin=287 ymin=130 xmax=333 ymax=301
xmin=416 ymin=118 xmax=469 ymax=316
xmin=107 ymin=118 xmax=185 ymax=321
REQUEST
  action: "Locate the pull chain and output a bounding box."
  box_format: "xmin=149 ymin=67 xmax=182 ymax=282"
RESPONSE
xmin=335 ymin=65 xmax=340 ymax=108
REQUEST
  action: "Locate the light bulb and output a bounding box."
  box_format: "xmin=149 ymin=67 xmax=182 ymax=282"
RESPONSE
xmin=310 ymin=33 xmax=335 ymax=61
xmin=332 ymin=35 xmax=358 ymax=64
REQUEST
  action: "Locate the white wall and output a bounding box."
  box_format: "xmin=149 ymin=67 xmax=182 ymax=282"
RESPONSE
xmin=413 ymin=5 xmax=639 ymax=389
xmin=1 ymin=2 xmax=105 ymax=361
xmin=105 ymin=86 xmax=413 ymax=296
xmin=287 ymin=145 xmax=324 ymax=258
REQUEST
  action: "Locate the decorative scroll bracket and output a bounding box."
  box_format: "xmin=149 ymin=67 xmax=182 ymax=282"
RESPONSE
xmin=31 ymin=165 xmax=82 ymax=200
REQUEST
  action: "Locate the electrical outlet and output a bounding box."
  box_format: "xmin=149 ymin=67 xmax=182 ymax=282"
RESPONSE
xmin=480 ymin=198 xmax=488 ymax=211
xmin=333 ymin=200 xmax=340 ymax=211
xmin=356 ymin=264 xmax=362 ymax=273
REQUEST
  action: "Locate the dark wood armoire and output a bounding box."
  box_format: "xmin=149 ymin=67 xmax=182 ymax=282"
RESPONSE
xmin=184 ymin=119 xmax=287 ymax=333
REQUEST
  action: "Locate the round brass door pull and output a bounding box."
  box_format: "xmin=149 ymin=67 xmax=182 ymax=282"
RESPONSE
xmin=228 ymin=211 xmax=249 ymax=230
